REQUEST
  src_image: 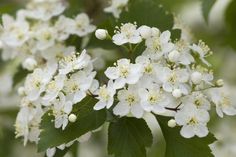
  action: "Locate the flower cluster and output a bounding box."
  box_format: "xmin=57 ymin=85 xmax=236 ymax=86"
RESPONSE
xmin=15 ymin=50 xmax=97 ymax=145
xmin=0 ymin=0 xmax=95 ymax=70
xmin=94 ymin=23 xmax=236 ymax=138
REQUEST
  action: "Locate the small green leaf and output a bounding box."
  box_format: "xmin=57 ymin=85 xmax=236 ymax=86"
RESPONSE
xmin=108 ymin=117 xmax=153 ymax=157
xmin=38 ymin=97 xmax=106 ymax=152
xmin=201 ymin=0 xmax=216 ymax=23
xmin=13 ymin=65 xmax=30 ymax=87
xmin=155 ymin=115 xmax=216 ymax=157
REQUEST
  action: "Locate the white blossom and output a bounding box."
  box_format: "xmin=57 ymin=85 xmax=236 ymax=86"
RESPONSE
xmin=104 ymin=0 xmax=129 ymax=18
xmin=175 ymin=105 xmax=210 ymax=138
xmin=112 ymin=23 xmax=142 ymax=45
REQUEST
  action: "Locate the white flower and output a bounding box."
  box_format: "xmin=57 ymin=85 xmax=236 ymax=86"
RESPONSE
xmin=182 ymin=92 xmax=211 ymax=110
xmin=209 ymin=88 xmax=236 ymax=118
xmin=95 ymin=29 xmax=108 ymax=40
xmin=46 ymin=148 xmax=56 ymax=157
xmin=42 ymin=74 xmax=65 ymax=105
xmin=24 ymin=68 xmax=53 ymax=101
xmin=139 ymin=85 xmax=171 ymax=114
xmin=175 ymin=105 xmax=210 ymax=138
xmin=112 ymin=23 xmax=142 ymax=45
xmin=189 ymin=40 xmax=212 ymax=66
xmin=113 ymin=85 xmax=144 ymax=118
xmin=64 ymin=71 xmax=96 ymax=103
xmin=69 ymin=13 xmax=96 ymax=37
xmin=172 ymin=89 xmax=182 ymax=98
xmin=190 ymin=69 xmax=213 ymax=85
xmin=15 ymin=104 xmax=43 ymax=145
xmin=42 ymin=44 xmax=75 ymax=62
xmin=135 ymin=55 xmax=157 ymax=77
xmin=0 ymin=14 xmax=30 ymax=47
xmin=35 ymin=25 xmax=57 ymax=50
xmin=157 ymin=67 xmax=190 ymax=94
xmin=143 ymin=30 xmax=174 ymax=60
xmin=25 ymin=0 xmax=66 ymax=21
xmin=169 ymin=40 xmax=194 ymax=65
xmin=191 ymin=71 xmax=202 ymax=84
xmin=93 ymin=80 xmax=116 ymax=110
xmin=55 ymin=15 xmax=75 ymax=41
xmin=104 ymin=0 xmax=129 ymax=18
xmin=52 ymin=92 xmax=73 ymax=130
xmin=22 ymin=57 xmax=38 ymax=71
xmin=59 ymin=49 xmax=92 ymax=75
xmin=105 ymin=58 xmax=142 ymax=89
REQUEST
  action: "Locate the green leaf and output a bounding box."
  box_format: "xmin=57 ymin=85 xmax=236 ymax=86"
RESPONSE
xmin=108 ymin=117 xmax=153 ymax=157
xmin=13 ymin=65 xmax=30 ymax=87
xmin=201 ymin=0 xmax=216 ymax=23
xmin=155 ymin=115 xmax=216 ymax=157
xmin=119 ymin=0 xmax=174 ymax=31
xmin=38 ymin=97 xmax=106 ymax=152
xmin=225 ymin=0 xmax=236 ymax=51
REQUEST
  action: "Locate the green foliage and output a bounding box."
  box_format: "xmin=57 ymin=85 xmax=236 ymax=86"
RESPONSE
xmin=201 ymin=0 xmax=216 ymax=23
xmin=13 ymin=65 xmax=30 ymax=87
xmin=108 ymin=117 xmax=153 ymax=157
xmin=155 ymin=115 xmax=217 ymax=157
xmin=120 ymin=0 xmax=173 ymax=30
xmin=225 ymin=0 xmax=236 ymax=51
xmin=38 ymin=96 xmax=106 ymax=152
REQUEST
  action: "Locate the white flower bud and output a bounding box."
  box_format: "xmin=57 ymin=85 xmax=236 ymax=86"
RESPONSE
xmin=191 ymin=72 xmax=202 ymax=84
xmin=95 ymin=29 xmax=108 ymax=40
xmin=17 ymin=87 xmax=25 ymax=96
xmin=22 ymin=58 xmax=37 ymax=71
xmin=168 ymin=50 xmax=180 ymax=62
xmin=172 ymin=89 xmax=182 ymax=98
xmin=168 ymin=119 xmax=176 ymax=128
xmin=138 ymin=25 xmax=151 ymax=39
xmin=216 ymin=79 xmax=224 ymax=87
xmin=68 ymin=114 xmax=77 ymax=123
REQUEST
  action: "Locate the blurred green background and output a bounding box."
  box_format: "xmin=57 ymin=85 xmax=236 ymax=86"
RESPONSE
xmin=0 ymin=0 xmax=236 ymax=157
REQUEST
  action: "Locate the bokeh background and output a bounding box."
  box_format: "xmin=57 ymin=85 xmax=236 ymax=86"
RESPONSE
xmin=0 ymin=0 xmax=236 ymax=157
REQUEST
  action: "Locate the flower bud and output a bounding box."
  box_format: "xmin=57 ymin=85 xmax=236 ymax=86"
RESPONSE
xmin=172 ymin=89 xmax=182 ymax=98
xmin=216 ymin=79 xmax=224 ymax=87
xmin=168 ymin=50 xmax=180 ymax=62
xmin=191 ymin=71 xmax=202 ymax=84
xmin=17 ymin=87 xmax=25 ymax=96
xmin=168 ymin=119 xmax=176 ymax=128
xmin=95 ymin=29 xmax=108 ymax=40
xmin=138 ymin=25 xmax=151 ymax=39
xmin=68 ymin=114 xmax=77 ymax=123
xmin=22 ymin=58 xmax=37 ymax=71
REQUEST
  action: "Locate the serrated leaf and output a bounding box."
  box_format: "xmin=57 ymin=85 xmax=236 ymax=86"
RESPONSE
xmin=38 ymin=97 xmax=106 ymax=152
xmin=155 ymin=115 xmax=216 ymax=157
xmin=201 ymin=0 xmax=216 ymax=23
xmin=108 ymin=117 xmax=153 ymax=157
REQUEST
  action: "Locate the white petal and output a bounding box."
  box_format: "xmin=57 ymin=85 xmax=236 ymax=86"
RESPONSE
xmin=94 ymin=101 xmax=107 ymax=110
xmin=105 ymin=67 xmax=119 ymax=79
xmin=180 ymin=125 xmax=195 ymax=138
xmin=195 ymin=124 xmax=209 ymax=137
xmin=113 ymin=102 xmax=129 ymax=117
xmin=130 ymin=104 xmax=144 ymax=118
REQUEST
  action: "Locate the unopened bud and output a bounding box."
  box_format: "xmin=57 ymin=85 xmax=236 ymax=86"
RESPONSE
xmin=22 ymin=58 xmax=37 ymax=71
xmin=191 ymin=71 xmax=202 ymax=84
xmin=95 ymin=29 xmax=108 ymax=40
xmin=68 ymin=114 xmax=77 ymax=123
xmin=168 ymin=119 xmax=176 ymax=128
xmin=216 ymin=79 xmax=224 ymax=87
